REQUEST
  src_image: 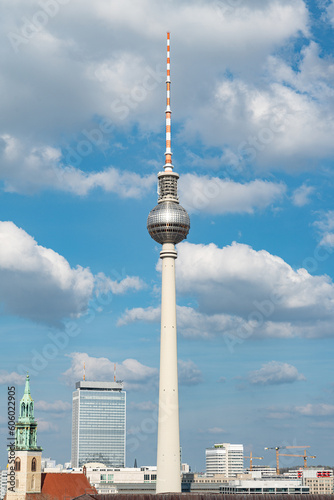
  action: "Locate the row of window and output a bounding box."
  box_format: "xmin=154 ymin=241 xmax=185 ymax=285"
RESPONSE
xmin=15 ymin=457 xmax=37 ymax=472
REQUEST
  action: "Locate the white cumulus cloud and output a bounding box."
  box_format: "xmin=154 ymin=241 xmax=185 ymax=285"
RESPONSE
xmin=179 ymin=175 xmax=286 ymax=214
xmin=0 ymin=135 xmax=156 ymax=196
xmin=117 ymin=306 xmax=160 ymax=326
xmin=247 ymin=361 xmax=305 ymax=385
xmin=0 ymin=221 xmax=145 ymax=325
xmin=119 ymin=241 xmax=334 ymax=340
xmin=176 ymin=241 xmax=334 ymax=324
xmin=0 ymin=221 xmax=94 ymax=324
xmin=62 ymin=352 xmax=157 ymax=390
xmin=0 ymin=371 xmax=26 ymax=385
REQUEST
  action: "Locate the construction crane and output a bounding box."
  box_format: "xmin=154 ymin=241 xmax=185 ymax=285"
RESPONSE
xmin=264 ymin=446 xmax=310 ymax=475
xmin=279 ymin=449 xmax=316 ymax=469
xmin=244 ymin=451 xmax=263 ymax=471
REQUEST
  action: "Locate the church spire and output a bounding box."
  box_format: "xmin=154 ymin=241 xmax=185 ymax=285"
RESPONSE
xmin=15 ymin=374 xmax=42 ymax=451
xmin=23 ymin=373 xmax=32 ymax=399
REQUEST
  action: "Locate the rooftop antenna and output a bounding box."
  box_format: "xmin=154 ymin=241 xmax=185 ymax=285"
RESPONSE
xmin=114 ymin=363 xmax=116 ymax=382
xmin=83 ymin=362 xmax=85 ymax=381
xmin=164 ymin=32 xmax=173 ymax=172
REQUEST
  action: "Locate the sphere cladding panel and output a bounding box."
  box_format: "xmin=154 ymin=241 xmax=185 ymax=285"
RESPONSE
xmin=147 ymin=201 xmax=190 ymax=244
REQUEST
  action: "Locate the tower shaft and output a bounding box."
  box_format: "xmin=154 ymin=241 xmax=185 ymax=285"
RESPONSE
xmin=156 ymin=242 xmax=181 ymax=493
xmin=147 ymin=33 xmax=189 ymax=493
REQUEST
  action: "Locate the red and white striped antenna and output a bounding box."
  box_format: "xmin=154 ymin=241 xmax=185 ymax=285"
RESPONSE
xmin=164 ymin=32 xmax=173 ymax=171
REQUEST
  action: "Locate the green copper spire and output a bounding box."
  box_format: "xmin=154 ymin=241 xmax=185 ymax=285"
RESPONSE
xmin=15 ymin=374 xmax=42 ymax=451
xmin=23 ymin=373 xmax=32 ymax=399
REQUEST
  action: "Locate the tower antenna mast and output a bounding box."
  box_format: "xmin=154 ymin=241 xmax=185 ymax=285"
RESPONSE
xmin=165 ymin=32 xmax=173 ymax=172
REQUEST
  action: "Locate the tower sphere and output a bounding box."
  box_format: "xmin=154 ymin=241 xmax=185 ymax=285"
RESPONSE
xmin=147 ymin=201 xmax=190 ymax=244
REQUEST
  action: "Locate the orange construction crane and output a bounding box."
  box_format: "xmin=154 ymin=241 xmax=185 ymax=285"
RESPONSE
xmin=279 ymin=449 xmax=316 ymax=469
xmin=244 ymin=451 xmax=263 ymax=471
xmin=264 ymin=446 xmax=310 ymax=475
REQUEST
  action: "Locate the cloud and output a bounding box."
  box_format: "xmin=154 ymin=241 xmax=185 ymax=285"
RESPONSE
xmin=291 ymin=184 xmax=314 ymax=207
xmin=178 ymin=360 xmax=203 ymax=386
xmin=62 ymin=352 xmax=157 ymax=390
xmin=176 ymin=242 xmax=334 ymax=324
xmin=36 ymin=420 xmax=59 ymax=433
xmin=119 ymin=241 xmax=334 ymax=340
xmin=183 ymin=40 xmax=334 ymax=173
xmin=179 ymin=175 xmax=286 ymax=214
xmin=267 ymin=403 xmax=334 ymax=420
xmin=0 ymin=0 xmax=316 ymax=180
xmin=314 ymin=211 xmax=334 ymax=247
xmin=96 ymin=273 xmax=146 ymax=295
xmin=294 ymin=403 xmax=334 ymax=417
xmin=0 ymin=221 xmax=94 ymax=324
xmin=326 ymin=1 xmax=334 ymax=26
xmin=0 ymin=371 xmax=26 ymax=385
xmin=0 ymin=221 xmax=145 ymax=325
xmin=118 ymin=304 xmax=246 ymax=339
xmin=117 ymin=306 xmax=160 ymax=326
xmin=35 ymin=400 xmax=71 ymax=412
xmin=247 ymin=361 xmax=305 ymax=385
xmin=0 ymin=135 xmax=156 ymax=196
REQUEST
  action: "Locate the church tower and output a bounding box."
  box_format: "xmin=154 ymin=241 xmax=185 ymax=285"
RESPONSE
xmin=7 ymin=374 xmax=42 ymax=500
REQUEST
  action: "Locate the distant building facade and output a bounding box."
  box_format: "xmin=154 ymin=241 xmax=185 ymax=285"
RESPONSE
xmin=206 ymin=443 xmax=244 ymax=477
xmin=71 ymin=380 xmax=126 ymax=468
xmin=221 ymin=478 xmax=309 ymax=494
xmin=285 ymin=468 xmax=333 ymax=494
xmin=248 ymin=466 xmax=277 ymax=478
xmin=1 ymin=470 xmax=7 ymax=500
xmin=72 ymin=465 xmax=157 ymax=494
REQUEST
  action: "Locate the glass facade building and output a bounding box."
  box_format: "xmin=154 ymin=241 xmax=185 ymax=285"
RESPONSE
xmin=71 ymin=381 xmax=126 ymax=468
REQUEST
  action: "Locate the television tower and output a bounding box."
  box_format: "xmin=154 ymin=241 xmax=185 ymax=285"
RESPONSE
xmin=147 ymin=33 xmax=190 ymax=493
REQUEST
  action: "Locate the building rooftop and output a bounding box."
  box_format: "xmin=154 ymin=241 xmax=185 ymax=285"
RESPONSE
xmin=75 ymin=381 xmax=123 ymax=391
xmin=25 ymin=472 xmax=96 ymax=500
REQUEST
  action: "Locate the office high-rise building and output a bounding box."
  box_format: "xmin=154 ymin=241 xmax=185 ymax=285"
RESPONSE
xmin=206 ymin=443 xmax=244 ymax=477
xmin=71 ymin=381 xmax=126 ymax=468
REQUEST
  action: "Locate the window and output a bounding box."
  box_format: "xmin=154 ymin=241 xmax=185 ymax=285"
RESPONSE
xmin=31 ymin=458 xmax=37 ymax=472
xmin=144 ymin=474 xmax=150 ymax=481
xmin=15 ymin=458 xmax=21 ymax=471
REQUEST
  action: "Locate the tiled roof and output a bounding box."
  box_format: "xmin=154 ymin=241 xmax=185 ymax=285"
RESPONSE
xmin=26 ymin=473 xmax=97 ymax=500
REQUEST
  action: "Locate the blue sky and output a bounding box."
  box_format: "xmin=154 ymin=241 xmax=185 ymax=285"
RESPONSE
xmin=1 ymin=0 xmax=334 ymax=473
